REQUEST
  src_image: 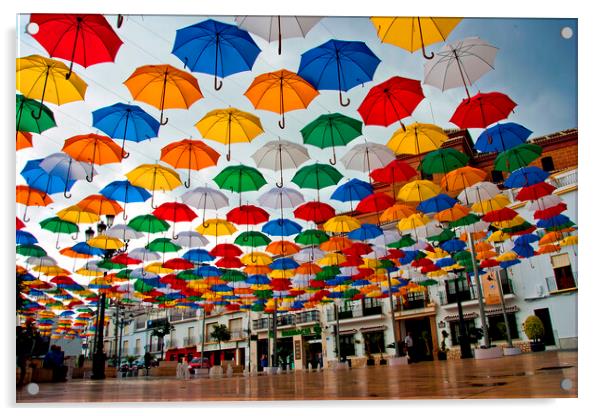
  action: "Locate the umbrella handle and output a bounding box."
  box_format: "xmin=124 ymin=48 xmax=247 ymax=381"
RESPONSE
xmin=31 ymin=105 xmax=44 ymax=120
xmin=278 ymin=115 xmax=286 ymax=129
xmin=422 ymin=48 xmax=434 ymax=60
xmin=184 ymin=179 xmax=191 ymax=188
xmin=275 ymin=180 xmax=284 ymax=188
xmin=72 ymin=230 xmax=80 ymax=240
xmin=86 ymin=167 xmax=94 ymax=183
xmin=63 ymin=189 xmax=72 ymax=199
xmin=117 ymin=14 xmax=124 ymax=28
xmin=339 ymin=91 xmax=350 ymax=107
xmin=329 ymin=148 xmax=337 ymax=166
xmin=226 ymin=151 xmax=231 ymax=162
xmin=202 ymin=221 xmax=211 ymax=229
xmin=122 ymin=210 xmax=128 ymax=221
xmin=214 ymin=76 xmax=223 ymax=91
xmin=160 ymin=111 xmax=169 ymax=126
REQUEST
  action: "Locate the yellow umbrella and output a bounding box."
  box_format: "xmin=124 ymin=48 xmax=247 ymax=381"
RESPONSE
xmin=397 ymin=180 xmax=441 ymax=202
xmin=426 ymin=248 xmax=449 ymax=259
xmin=32 ymin=265 xmax=69 ymax=276
xmin=269 ymin=269 xmax=295 ymax=279
xmin=317 ymin=252 xmax=346 ymax=266
xmin=187 ymin=281 xmax=210 ymax=291
xmin=370 ymin=17 xmax=462 ymax=58
xmin=75 ymin=267 xmax=104 ymax=277
xmin=57 ymin=206 xmax=100 ymax=224
xmin=87 ymin=235 xmax=125 ymax=250
xmin=363 ymin=258 xmax=380 ymax=269
xmin=397 ymin=213 xmax=431 ymax=231
xmin=487 ymin=230 xmax=511 ymax=243
xmin=126 ymin=163 xmax=182 ymax=208
xmin=427 ymin=269 xmax=448 ymax=278
xmin=144 ymin=262 xmax=174 ymax=275
xmin=195 ymin=219 xmax=237 ymax=237
xmin=387 ymin=122 xmax=447 ymax=156
xmin=380 ymin=203 xmax=416 ymax=222
xmin=17 ymin=55 xmax=88 ymax=116
xmin=559 ymin=235 xmax=578 ymax=247
xmin=491 ymin=216 xmax=526 ymax=230
xmin=496 ymin=251 xmax=518 ymax=262
xmin=471 ymin=194 xmax=511 ymax=214
xmin=440 ymin=166 xmax=487 ymax=193
xmin=241 ymin=252 xmax=272 ymax=266
xmin=195 ymin=108 xmax=264 ymax=161
xmin=323 ymin=215 xmax=361 ymax=233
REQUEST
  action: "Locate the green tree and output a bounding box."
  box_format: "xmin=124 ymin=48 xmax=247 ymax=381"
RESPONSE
xmin=210 ymin=324 xmax=231 ymax=356
xmin=151 ymin=321 xmax=174 ymax=360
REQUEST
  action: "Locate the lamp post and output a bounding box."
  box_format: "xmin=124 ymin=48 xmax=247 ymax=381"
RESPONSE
xmin=87 ymin=214 xmax=128 ymax=380
xmin=451 ymin=269 xmax=473 ymax=359
xmin=116 ymin=307 xmax=134 ymax=369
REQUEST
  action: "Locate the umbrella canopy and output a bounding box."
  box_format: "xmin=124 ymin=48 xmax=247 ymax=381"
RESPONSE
xmin=196 ymin=219 xmax=237 ymax=237
xmin=62 ymin=133 xmax=123 ymax=182
xmin=160 ymin=139 xmax=220 ymax=188
xmin=106 ymin=224 xmax=143 ymax=241
xmin=291 ymin=163 xmax=343 ymax=200
xmin=358 ymin=76 xmax=424 ymax=127
xmin=494 ymin=143 xmax=542 ymax=172
xmin=251 ymin=139 xmax=310 ymax=187
xmin=235 ymin=16 xmax=321 ymax=54
xmin=323 ymin=215 xmax=361 ymax=234
xmin=39 ymin=153 xmax=95 ymax=198
xmin=16 ymin=131 xmax=33 ymax=151
xmin=124 ymin=64 xmax=203 ymax=125
xmin=370 ymin=159 xmax=417 ymax=186
xmin=234 ymin=231 xmax=271 ymax=247
xmin=458 ymin=181 xmax=501 ymax=206
xmin=301 ymin=113 xmax=363 ymax=165
xmin=340 ymin=142 xmax=395 ymax=174
xmin=244 ymin=69 xmax=319 ymax=129
xmin=294 ymin=201 xmax=336 ymax=223
xmin=397 ymin=180 xmax=441 ymax=202
xmin=516 ymin=182 xmax=556 ymax=201
xmin=16 ymin=94 xmax=56 ymax=135
xmin=213 ymin=165 xmax=267 ymax=205
xmin=258 ymin=187 xmax=304 ymax=210
xmin=420 ymin=148 xmax=469 ymax=175
xmin=475 ymin=122 xmax=532 ymax=153
xmin=99 ymin=180 xmax=151 ymax=220
xmin=450 ymin=92 xmax=517 ymax=129
xmin=298 ymin=39 xmax=380 ymax=106
xmin=371 ymin=17 xmax=462 ymax=59
xmin=29 ymin=14 xmax=123 ymax=78
xmin=196 ymin=108 xmax=264 ymax=162
xmin=126 ymin=163 xmax=182 ymax=208
xmin=181 ymin=186 xmax=229 ymax=224
xmin=20 ymin=159 xmax=76 ymax=197
xmin=77 ymin=195 xmax=123 ymax=217
xmin=128 ymin=214 xmax=170 ymax=234
xmin=423 ymin=37 xmax=498 ymax=97
xmin=227 ymin=204 xmax=269 ymax=225
xmin=172 ymin=19 xmax=260 ymax=90
xmin=153 ymin=202 xmax=197 ymax=238
xmin=440 ymin=166 xmax=487 ymax=193
xmin=387 ymin=122 xmax=448 ymax=155
xmin=504 ymin=166 xmax=549 ymax=188
xmin=262 ymin=219 xmax=302 ymax=237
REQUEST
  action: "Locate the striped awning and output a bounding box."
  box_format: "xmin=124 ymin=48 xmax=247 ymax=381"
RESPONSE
xmin=360 ymin=325 xmax=387 ymax=333
xmin=444 ymin=312 xmax=478 ymax=322
xmin=338 ymin=329 xmax=358 ymax=336
xmin=444 ymin=306 xmax=519 ymax=322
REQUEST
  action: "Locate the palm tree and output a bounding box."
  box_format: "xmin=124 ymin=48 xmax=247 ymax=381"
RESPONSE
xmin=210 ymin=324 xmax=231 ymax=363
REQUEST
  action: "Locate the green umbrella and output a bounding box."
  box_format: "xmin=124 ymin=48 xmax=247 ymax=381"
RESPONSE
xmin=295 ymin=229 xmax=329 ymax=245
xmin=427 ymin=228 xmax=456 ymax=243
xmin=386 ymin=234 xmax=416 ymax=248
xmin=251 ymin=302 xmax=266 ymax=311
xmin=449 ymin=213 xmax=481 ymax=228
xmin=316 ymin=265 xmax=341 ymax=280
xmin=77 ymin=307 xmax=94 ymax=313
xmin=234 ymin=231 xmax=271 ymax=247
xmin=40 ymin=217 xmax=79 ymax=249
xmin=134 ymin=279 xmax=156 ymax=293
xmin=420 ymin=148 xmax=469 ymax=175
xmin=377 ymin=259 xmax=396 ymax=269
xmin=221 ymin=269 xmax=247 ymax=282
xmin=301 ymin=113 xmax=363 ymax=165
xmin=16 ymin=94 xmax=56 ymax=134
xmin=254 ymin=290 xmax=274 ymax=300
xmin=146 ymin=237 xmax=182 ymax=253
xmin=418 ymin=279 xmax=438 ymax=286
xmin=502 ymin=221 xmax=537 ymax=234
xmin=121 ymin=298 xmax=140 ymax=304
xmin=494 ymin=143 xmax=543 ymax=172
xmin=16 ymin=244 xmax=47 ymax=257
xmin=177 ymin=270 xmax=203 ymax=281
xmin=291 ymin=163 xmax=343 ymax=201
xmin=453 ymin=251 xmax=472 ymax=263
xmin=96 ymin=259 xmax=127 ymax=270
xmin=343 ymin=288 xmax=361 ymax=298
xmin=128 ymin=214 xmax=170 ymax=234
xmin=116 ymin=269 xmax=134 ymax=280
xmin=214 ymin=165 xmax=267 ymax=206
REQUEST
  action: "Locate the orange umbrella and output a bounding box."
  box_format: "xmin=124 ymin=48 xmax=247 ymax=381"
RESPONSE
xmin=124 ymin=64 xmax=203 ymax=125
xmin=59 ymin=247 xmax=92 ymax=259
xmin=76 ymin=194 xmax=123 ymax=216
xmin=380 ymin=203 xmax=416 ymax=222
xmin=62 ymin=133 xmax=123 ymax=181
xmin=160 ymin=139 xmax=220 ymax=188
xmin=16 ymin=185 xmax=53 ymax=222
xmin=243 ymin=265 xmax=271 ymax=275
xmin=537 ymin=244 xmax=561 ymax=255
xmin=17 ymin=131 xmax=33 ymax=150
xmin=296 ymin=262 xmax=322 ymax=276
xmin=435 ymin=203 xmax=470 ymax=222
xmin=440 ymin=166 xmax=487 ymax=193
xmin=265 ymin=240 xmax=300 ymax=256
xmin=320 ymin=236 xmax=353 ymax=252
xmin=244 ymin=69 xmax=318 ymax=129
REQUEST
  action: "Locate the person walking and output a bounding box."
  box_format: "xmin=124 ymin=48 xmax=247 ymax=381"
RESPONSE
xmin=144 ymin=351 xmax=152 ymax=376
xmin=16 ymin=322 xmax=38 ymax=386
xmin=404 ymin=332 xmax=414 ymax=363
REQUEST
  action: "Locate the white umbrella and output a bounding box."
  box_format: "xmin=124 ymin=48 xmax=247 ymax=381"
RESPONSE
xmin=424 ymin=37 xmax=498 ymax=97
xmin=235 ymin=16 xmax=322 ymax=54
xmin=258 ymin=186 xmax=305 ymax=210
xmin=251 ymin=139 xmax=310 ymax=187
xmin=181 ymin=186 xmax=229 ymax=223
xmin=527 ymin=194 xmax=564 ymax=211
xmin=340 ymin=142 xmax=395 ymax=174
xmin=130 ymin=268 xmax=158 ymax=279
xmin=26 ymin=255 xmax=57 ymax=267
xmin=457 ymin=181 xmax=500 ymax=205
xmin=294 ymin=247 xmax=325 ymax=263
xmin=173 ymin=231 xmax=209 ymax=247
xmin=106 ymin=224 xmax=144 ymax=241
xmin=39 ymin=152 xmax=97 ymax=198
xmin=129 ymin=247 xmax=161 ymax=262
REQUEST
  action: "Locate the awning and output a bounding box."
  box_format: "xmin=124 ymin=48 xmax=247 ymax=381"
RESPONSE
xmin=444 ymin=306 xmax=519 ymax=322
xmin=360 ymin=325 xmax=387 ymax=333
xmin=485 ymin=305 xmax=519 ymax=316
xmin=338 ymin=329 xmax=357 ymax=336
xmin=444 ymin=312 xmax=478 ymax=322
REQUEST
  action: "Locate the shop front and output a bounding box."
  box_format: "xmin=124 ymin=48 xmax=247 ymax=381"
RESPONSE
xmin=257 ymin=324 xmax=323 ymax=371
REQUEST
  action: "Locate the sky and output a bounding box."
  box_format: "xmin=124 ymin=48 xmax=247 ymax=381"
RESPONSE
xmin=15 ymin=14 xmax=578 ymax=280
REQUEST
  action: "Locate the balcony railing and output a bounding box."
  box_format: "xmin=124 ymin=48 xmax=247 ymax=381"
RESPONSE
xmin=440 ymin=279 xmax=514 ymax=305
xmin=168 ymin=309 xmax=198 ymax=322
xmin=326 ymin=301 xmax=383 ymax=322
xmin=503 ymin=168 xmax=577 ymax=203
xmin=182 ymin=336 xmax=197 ymax=346
xmin=252 ymin=310 xmax=321 ymax=330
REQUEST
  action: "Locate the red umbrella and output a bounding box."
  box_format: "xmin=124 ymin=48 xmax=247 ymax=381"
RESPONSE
xmin=352 ymin=268 xmax=374 ymax=280
xmin=482 ymin=207 xmax=518 ymax=223
xmin=271 ymin=279 xmax=292 ymax=291
xmin=162 ymin=258 xmax=195 ymax=270
xmin=16 ymin=217 xmax=25 ymax=230
xmin=509 ymin=225 xmax=537 ymax=236
xmin=293 ymin=201 xmax=336 ymax=223
xmin=342 ymin=242 xmax=373 ymax=257
xmin=358 ymin=76 xmax=424 ymax=128
xmin=215 ymin=256 xmax=244 ymax=269
xmin=384 ymin=248 xmax=405 ymax=259
xmin=534 ymin=203 xmax=567 ymax=220
xmin=480 ymin=259 xmax=499 ymax=268
xmin=111 ymin=253 xmax=142 ymax=266
xmin=226 ymin=204 xmax=269 ymax=225
xmin=411 ymin=258 xmax=433 ymax=268
xmin=450 ymin=92 xmax=516 ymax=128
xmin=152 ymin=202 xmax=198 ymax=238
xmin=355 ymin=193 xmax=395 ymax=214
xmin=516 ymin=182 xmax=556 ymax=201
xmin=370 ymin=159 xmax=417 ymax=184
xmin=340 ymin=256 xmax=363 ymax=267
xmin=421 ymin=264 xmax=440 ymax=273
xmin=30 ymin=14 xmax=123 ymax=79
xmin=50 ymin=275 xmax=78 ymax=285
xmin=309 ymin=280 xmax=326 ymax=289
xmin=210 ymin=243 xmax=243 ymax=257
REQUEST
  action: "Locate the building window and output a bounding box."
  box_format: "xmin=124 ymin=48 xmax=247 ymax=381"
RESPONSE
xmin=449 ymin=319 xmax=476 ymax=346
xmin=551 ymin=253 xmax=576 ymax=290
xmin=362 ymin=298 xmax=382 ymax=316
xmin=541 ymin=156 xmax=555 ymax=172
xmin=363 ymin=331 xmax=385 ymax=356
xmin=206 ymin=323 xmax=217 ymax=342
xmin=123 ymin=340 xmax=129 ymax=356
xmin=135 ymin=338 xmax=141 ymax=355
xmin=487 ymin=313 xmax=519 ymax=341
xmin=445 ymin=278 xmax=473 ymax=304
xmin=339 ymin=334 xmax=356 ymax=358
xmin=491 ymin=170 xmax=504 ymax=184
xmin=229 ymin=318 xmax=243 ymax=339
xmin=404 ymin=291 xmax=427 ymax=310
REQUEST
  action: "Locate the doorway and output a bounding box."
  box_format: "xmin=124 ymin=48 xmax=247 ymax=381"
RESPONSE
xmin=534 ymin=308 xmax=556 ymax=345
xmin=404 ymin=317 xmax=434 ymax=361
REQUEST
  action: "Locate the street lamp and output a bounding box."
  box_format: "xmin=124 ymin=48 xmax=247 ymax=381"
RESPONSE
xmin=449 ymin=268 xmax=473 ymax=359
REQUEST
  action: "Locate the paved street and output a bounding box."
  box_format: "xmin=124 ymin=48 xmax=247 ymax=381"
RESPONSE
xmin=16 ymin=351 xmax=577 ymax=403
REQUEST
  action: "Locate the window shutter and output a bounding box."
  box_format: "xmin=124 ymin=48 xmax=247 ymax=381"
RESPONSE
xmin=551 ymin=253 xmax=570 ymax=268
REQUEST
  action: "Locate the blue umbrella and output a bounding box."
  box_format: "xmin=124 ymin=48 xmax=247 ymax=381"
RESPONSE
xmin=99 ymin=180 xmax=152 ymax=220
xmin=331 ymin=179 xmax=373 ymax=210
xmin=246 ymin=274 xmax=270 ymax=285
xmin=504 ymin=166 xmax=549 ymax=188
xmin=536 ymin=214 xmax=574 ymax=230
xmin=351 ymin=279 xmax=371 ymax=287
xmin=270 ymin=258 xmax=300 ymax=270
xmin=500 ymin=259 xmax=521 ymax=269
xmin=262 ymin=219 xmax=302 ymax=237
xmin=92 ymin=103 xmax=160 ymax=158
xmin=16 ymin=230 xmax=38 ymax=245
xmin=348 ymin=223 xmax=383 ymax=241
xmin=21 ymin=159 xmax=76 ymax=195
xmin=195 ymin=265 xmax=222 ymax=277
xmin=441 ymin=239 xmax=466 ymax=253
xmin=436 ymin=257 xmax=457 ymax=268
xmin=18 ymin=272 xmax=36 ymax=282
xmin=475 ymin=122 xmax=532 ymax=153
xmin=513 ymin=234 xmax=539 ymax=246
xmin=211 ymin=284 xmax=233 ymax=292
xmin=298 ymin=39 xmax=381 ymax=106
xmin=417 ymin=194 xmax=457 ymax=214
xmin=512 ymin=243 xmax=535 ymax=258
xmin=71 ymin=242 xmax=106 ymax=257
xmin=327 ymin=291 xmax=344 ymax=298
xmin=172 ymin=19 xmax=261 ymax=90
xmin=182 ymin=248 xmax=215 ymax=264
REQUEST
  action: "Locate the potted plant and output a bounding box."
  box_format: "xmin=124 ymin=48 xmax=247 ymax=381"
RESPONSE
xmin=437 ymin=330 xmax=449 ymax=361
xmin=523 ymin=315 xmax=546 ymax=352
